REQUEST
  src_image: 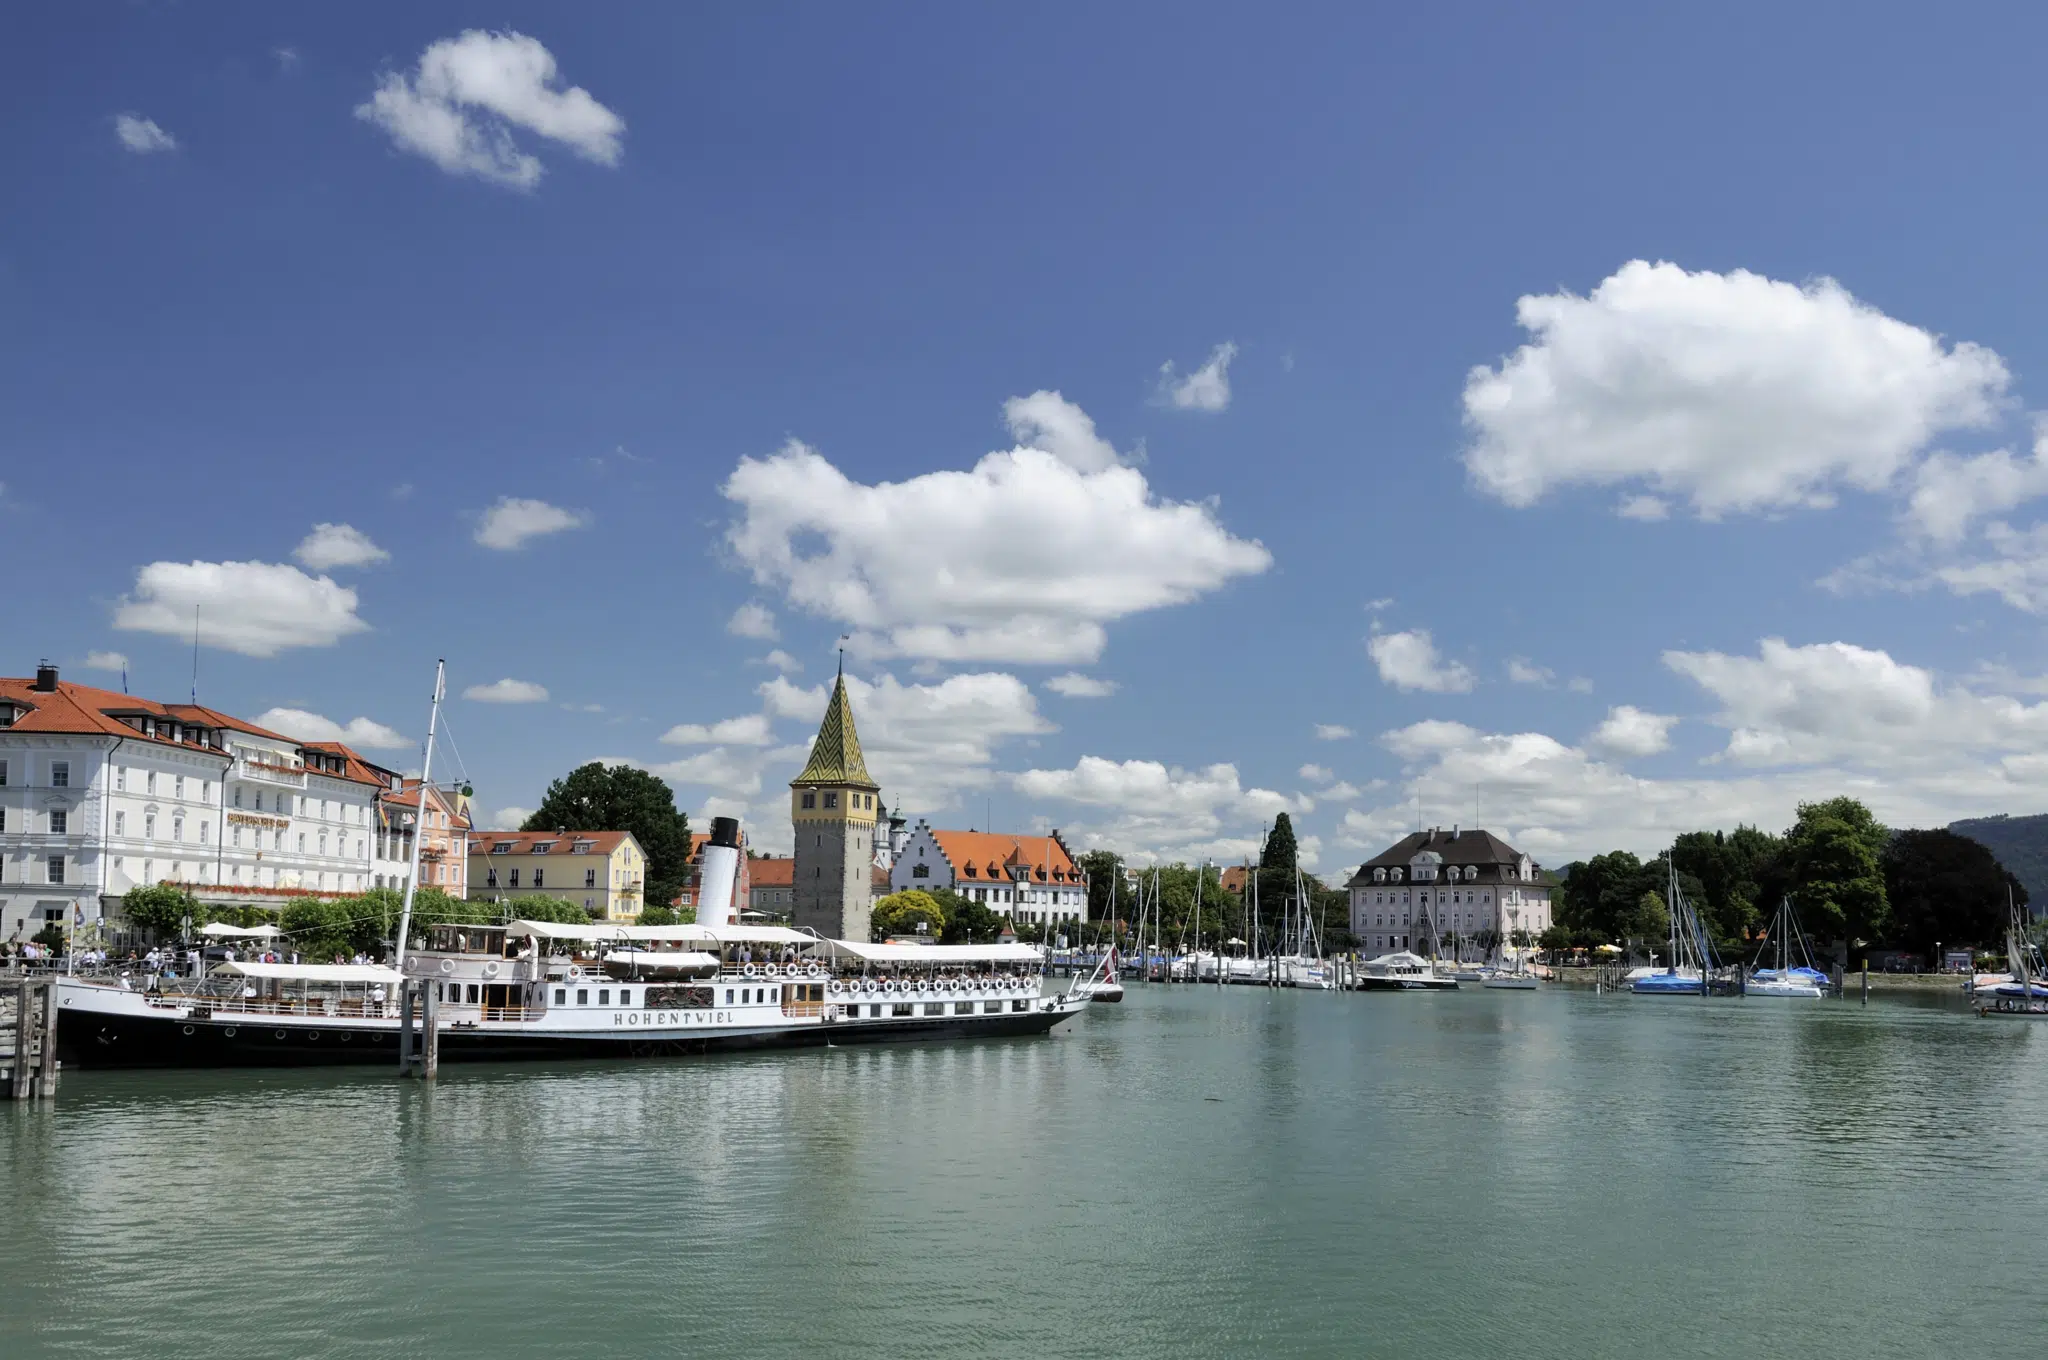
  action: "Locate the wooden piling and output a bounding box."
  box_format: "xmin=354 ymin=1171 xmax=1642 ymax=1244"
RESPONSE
xmin=38 ymin=981 xmax=59 ymax=1098
xmin=421 ymin=982 xmax=440 ymax=1080
xmin=398 ymin=979 xmax=417 ymax=1075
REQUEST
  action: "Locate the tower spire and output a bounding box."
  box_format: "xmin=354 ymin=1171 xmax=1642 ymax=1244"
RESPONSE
xmin=794 ymin=670 xmax=877 ymax=789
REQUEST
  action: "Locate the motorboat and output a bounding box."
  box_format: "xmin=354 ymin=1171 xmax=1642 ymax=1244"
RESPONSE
xmin=1355 ymin=951 xmax=1458 ymax=991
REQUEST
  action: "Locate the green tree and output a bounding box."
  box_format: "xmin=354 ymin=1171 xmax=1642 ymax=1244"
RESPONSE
xmin=511 ymin=896 xmax=599 ymax=925
xmin=279 ymin=897 xmax=357 ymax=961
xmin=937 ymin=892 xmax=1004 ymax=944
xmin=638 ymin=904 xmax=695 ymax=927
xmin=122 ymin=883 xmax=199 ymax=938
xmin=1882 ymin=828 xmax=2022 ymax=956
xmin=872 ymin=889 xmax=946 ymax=941
xmin=1079 ymin=849 xmax=1123 ymax=920
xmin=1785 ymin=797 xmax=1889 ymax=949
xmin=1670 ymin=826 xmax=1781 ymax=948
xmin=522 ymin=762 xmax=692 ymax=908
xmin=1255 ymin=814 xmax=1299 ymax=912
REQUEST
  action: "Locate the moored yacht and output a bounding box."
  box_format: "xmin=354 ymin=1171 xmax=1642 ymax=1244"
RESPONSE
xmin=1354 ymin=950 xmax=1458 ymax=990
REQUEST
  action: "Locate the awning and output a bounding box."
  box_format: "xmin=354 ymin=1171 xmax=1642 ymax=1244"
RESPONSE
xmin=199 ymin=923 xmax=284 ymax=939
xmin=504 ymin=919 xmax=717 ymax=943
xmin=211 ymin=962 xmax=404 ymax=984
xmin=808 ymin=940 xmax=1045 ymax=965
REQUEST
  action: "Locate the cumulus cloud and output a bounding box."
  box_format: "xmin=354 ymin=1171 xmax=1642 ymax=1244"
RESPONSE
xmin=1506 ymin=657 xmax=1554 ymax=687
xmin=1155 ymin=342 xmax=1239 ymax=413
xmin=1368 ymin=629 xmax=1476 ymax=693
xmin=83 ymin=651 xmax=129 ymax=673
xmin=722 ymin=394 xmax=1270 ymax=665
xmin=1299 ymin=764 xmax=1334 ymax=783
xmin=652 ymin=671 xmax=1056 ymax=841
xmin=1011 ymin=755 xmax=1303 ymax=864
xmin=462 ymin=678 xmax=549 ymax=704
xmin=1315 ymin=724 xmax=1354 ymax=741
xmin=1663 ymin=636 xmax=2048 ymax=772
xmin=727 ymin=602 xmax=778 ymax=641
xmin=1001 ymin=391 xmax=1121 ymax=473
xmin=757 ymin=649 xmax=803 ymax=673
xmin=1905 ymin=430 xmax=2048 ymax=544
xmin=115 ymin=114 xmax=176 ymax=154
xmin=355 ymin=29 xmax=624 ymax=190
xmin=475 ymin=497 xmax=588 ymax=550
xmin=483 ymin=806 xmax=534 ymax=831
xmin=1044 ymin=673 xmax=1117 ymax=698
xmin=1462 ymin=260 xmax=2009 ymax=518
xmin=113 ymin=560 xmax=368 ymax=657
xmin=253 ymin=708 xmax=410 ymax=750
xmin=293 ymin=523 xmax=389 ymax=571
xmin=1588 ymin=705 xmax=1678 ymax=757
xmin=660 ymin=714 xmax=775 ymax=747
xmin=1617 ymin=495 xmax=1671 ymax=522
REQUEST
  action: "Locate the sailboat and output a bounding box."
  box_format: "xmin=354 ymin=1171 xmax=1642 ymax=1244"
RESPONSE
xmin=1071 ymin=943 xmax=1125 ymax=1003
xmin=1977 ymin=889 xmax=2048 ymax=1019
xmin=1482 ymin=903 xmax=1538 ymax=990
xmin=1630 ymin=862 xmax=1709 ymax=995
xmin=1747 ymin=898 xmax=1825 ymax=998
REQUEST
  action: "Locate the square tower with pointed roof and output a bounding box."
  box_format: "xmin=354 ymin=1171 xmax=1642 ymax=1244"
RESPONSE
xmin=790 ymin=668 xmax=882 ymax=940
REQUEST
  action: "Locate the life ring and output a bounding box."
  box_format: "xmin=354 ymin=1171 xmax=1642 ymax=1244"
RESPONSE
xmin=567 ymin=965 xmax=584 ymax=980
xmin=805 ymin=962 xmax=821 ymax=978
xmin=743 ymin=963 xmax=757 ymax=978
xmin=405 ymin=956 xmax=420 ymax=972
xmin=885 ymin=979 xmax=897 ymax=993
xmin=439 ymin=959 xmax=455 ymax=974
xmin=482 ymin=961 xmax=500 ymax=979
xmin=828 ymin=980 xmax=842 ymax=995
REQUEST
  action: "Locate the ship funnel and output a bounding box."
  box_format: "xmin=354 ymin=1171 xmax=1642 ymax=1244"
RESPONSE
xmin=697 ymin=816 xmax=742 ymax=928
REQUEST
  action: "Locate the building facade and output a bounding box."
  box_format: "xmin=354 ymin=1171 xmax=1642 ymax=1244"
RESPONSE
xmin=747 ymin=854 xmax=794 ymax=916
xmin=368 ymin=776 xmax=473 ymax=897
xmin=887 ymin=821 xmax=1087 ymax=928
xmin=2 ymin=663 xmax=396 ymax=939
xmin=1343 ymin=826 xmax=1554 ymax=956
xmin=789 ymin=670 xmax=881 ymax=941
xmin=467 ymin=830 xmax=646 ymax=921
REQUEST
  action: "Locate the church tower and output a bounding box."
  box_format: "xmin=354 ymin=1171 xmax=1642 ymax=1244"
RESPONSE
xmin=791 ymin=665 xmax=881 ymax=940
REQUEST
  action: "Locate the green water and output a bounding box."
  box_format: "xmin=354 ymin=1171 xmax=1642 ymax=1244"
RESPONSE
xmin=4 ymin=985 xmax=2043 ymax=1359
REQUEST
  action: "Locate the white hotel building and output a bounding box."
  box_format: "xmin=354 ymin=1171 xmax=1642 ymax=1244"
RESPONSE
xmin=0 ymin=663 xmax=401 ymax=940
xmin=1343 ymin=826 xmax=1555 ymax=956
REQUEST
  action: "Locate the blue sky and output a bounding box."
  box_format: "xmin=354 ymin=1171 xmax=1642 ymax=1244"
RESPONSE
xmin=11 ymin=3 xmax=2048 ymax=873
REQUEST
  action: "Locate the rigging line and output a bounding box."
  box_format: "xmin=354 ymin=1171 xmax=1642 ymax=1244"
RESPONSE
xmin=433 ymin=710 xmax=473 ymax=787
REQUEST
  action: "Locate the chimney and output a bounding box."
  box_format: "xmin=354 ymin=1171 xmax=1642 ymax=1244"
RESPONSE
xmin=33 ymin=660 xmax=59 ymax=692
xmin=1452 ymin=825 xmax=1459 ymax=839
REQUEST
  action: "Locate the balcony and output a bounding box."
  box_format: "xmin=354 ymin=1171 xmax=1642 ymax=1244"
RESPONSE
xmin=234 ymin=756 xmax=306 ymax=790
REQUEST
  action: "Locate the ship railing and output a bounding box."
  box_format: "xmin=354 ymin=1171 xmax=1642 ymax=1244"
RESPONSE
xmin=142 ymin=993 xmax=396 ymax=1019
xmin=780 ymin=1000 xmax=826 ymax=1018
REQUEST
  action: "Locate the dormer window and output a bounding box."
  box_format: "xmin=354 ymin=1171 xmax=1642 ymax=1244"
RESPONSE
xmin=1373 ymin=868 xmax=1385 ymax=882
xmin=964 ymin=864 xmax=978 ymax=878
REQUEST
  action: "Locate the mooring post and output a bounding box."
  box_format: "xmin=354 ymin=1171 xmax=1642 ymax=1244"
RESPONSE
xmin=8 ymin=980 xmax=30 ymax=1101
xmin=37 ymin=981 xmax=60 ymax=1098
xmin=421 ymin=981 xmax=440 ymax=1080
xmin=1861 ymin=962 xmax=1869 ymax=1007
xmin=398 ymin=980 xmax=417 ymax=1076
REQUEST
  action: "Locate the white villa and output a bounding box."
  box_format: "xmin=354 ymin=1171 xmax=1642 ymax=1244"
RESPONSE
xmin=1343 ymin=826 xmax=1554 ymax=956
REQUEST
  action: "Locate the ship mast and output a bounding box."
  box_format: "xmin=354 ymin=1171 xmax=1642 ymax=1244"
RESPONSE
xmin=393 ymin=660 xmax=446 ymax=970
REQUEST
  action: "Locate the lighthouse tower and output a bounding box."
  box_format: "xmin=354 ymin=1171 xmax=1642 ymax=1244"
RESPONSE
xmin=790 ymin=664 xmax=882 ymax=940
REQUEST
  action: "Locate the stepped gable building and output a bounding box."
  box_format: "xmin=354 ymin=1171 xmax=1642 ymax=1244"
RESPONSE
xmin=789 ymin=667 xmax=882 ymax=940
xmin=0 ymin=661 xmax=392 ymax=940
xmin=887 ymin=820 xmax=1087 ymax=929
xmin=1344 ymin=826 xmax=1554 ymax=955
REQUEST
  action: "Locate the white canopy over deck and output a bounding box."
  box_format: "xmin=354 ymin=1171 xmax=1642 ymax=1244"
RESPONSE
xmin=503 ymin=920 xmax=818 ymax=949
xmin=199 ymin=922 xmax=284 ymax=939
xmin=807 ymin=941 xmax=1045 ymax=966
xmin=210 ymin=961 xmax=405 ymax=984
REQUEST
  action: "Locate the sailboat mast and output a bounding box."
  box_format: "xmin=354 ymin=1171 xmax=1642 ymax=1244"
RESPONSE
xmin=392 ymin=660 xmax=446 ymax=970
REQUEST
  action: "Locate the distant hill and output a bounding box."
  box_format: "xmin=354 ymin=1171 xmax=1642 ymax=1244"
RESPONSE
xmin=1948 ymin=814 xmax=2048 ymax=908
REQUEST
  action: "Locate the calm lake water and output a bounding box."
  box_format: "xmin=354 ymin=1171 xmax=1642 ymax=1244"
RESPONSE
xmin=4 ymin=983 xmax=2043 ymax=1359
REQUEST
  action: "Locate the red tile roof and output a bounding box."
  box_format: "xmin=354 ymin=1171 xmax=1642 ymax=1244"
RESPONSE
xmin=0 ymin=675 xmax=283 ymax=756
xmin=927 ymin=830 xmax=1081 ymax=884
xmin=469 ymin=830 xmax=638 ymax=856
xmin=747 ymin=856 xmax=795 ymax=888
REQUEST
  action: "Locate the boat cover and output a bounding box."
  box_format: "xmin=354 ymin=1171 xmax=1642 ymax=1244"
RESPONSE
xmin=808 ymin=940 xmax=1046 ymax=964
xmin=210 ymin=962 xmax=405 ymax=984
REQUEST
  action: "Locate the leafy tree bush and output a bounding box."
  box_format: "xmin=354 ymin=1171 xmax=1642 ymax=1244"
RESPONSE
xmin=510 ymin=896 xmax=600 ymax=925
xmin=522 ymin=762 xmax=692 ymax=909
xmin=872 ymin=889 xmax=946 ymax=941
xmin=279 ymin=898 xmax=356 ymax=961
xmin=1882 ymin=828 xmax=2024 ymax=955
xmin=1787 ymin=797 xmax=1889 ymax=951
xmin=122 ymin=883 xmax=199 ymax=938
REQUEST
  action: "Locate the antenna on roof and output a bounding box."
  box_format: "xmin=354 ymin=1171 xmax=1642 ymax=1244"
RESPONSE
xmin=838 ymin=634 xmax=850 ymax=678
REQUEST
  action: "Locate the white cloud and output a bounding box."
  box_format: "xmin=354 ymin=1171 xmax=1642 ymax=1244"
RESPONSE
xmin=1932 ymin=522 xmax=2048 ymax=612
xmin=1155 ymin=342 xmax=1239 ymax=413
xmin=463 ymin=678 xmax=549 ymax=704
xmin=652 ymin=671 xmax=1055 ymax=840
xmin=1616 ymin=495 xmax=1670 ymax=521
xmin=1506 ymin=657 xmax=1554 ymax=687
xmin=660 ymin=713 xmax=775 ymax=747
xmin=1001 ymin=391 xmax=1121 ymax=473
xmin=273 ymin=46 xmax=300 ymax=71
xmin=354 ymin=29 xmax=624 ymax=190
xmin=83 ymin=651 xmax=129 ymax=673
xmin=722 ymin=395 xmax=1270 ymax=664
xmin=1567 ymin=677 xmax=1595 ymax=694
xmin=757 ymin=649 xmax=803 ymax=673
xmin=1587 ymin=705 xmax=1677 ymax=758
xmin=1905 ymin=429 xmax=2048 ymax=543
xmin=561 ymin=702 xmax=604 ymax=713
xmin=1368 ymin=629 xmax=1476 ymax=693
xmin=1663 ymin=636 xmax=2048 ymax=772
xmin=474 ymin=497 xmax=588 ymax=550
xmin=293 ymin=523 xmax=389 ymax=571
xmin=1318 ymin=781 xmax=1361 ymax=801
xmin=253 ymin=708 xmax=410 ymax=750
xmin=483 ymin=806 xmax=534 ymax=831
xmin=113 ymin=560 xmax=368 ymax=657
xmin=1011 ymin=756 xmax=1303 ymax=864
xmin=114 ymin=115 xmax=176 ymax=154
xmin=1045 ymin=673 xmax=1118 ymax=698
xmin=1462 ymin=260 xmax=2009 ymax=517
xmin=1315 ymin=724 xmax=1354 ymax=741
xmin=1298 ymin=764 xmax=1333 ymax=783
xmin=727 ymin=602 xmax=778 ymax=641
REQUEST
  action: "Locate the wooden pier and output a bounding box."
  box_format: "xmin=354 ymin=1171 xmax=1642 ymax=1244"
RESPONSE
xmin=3 ymin=977 xmax=62 ymax=1100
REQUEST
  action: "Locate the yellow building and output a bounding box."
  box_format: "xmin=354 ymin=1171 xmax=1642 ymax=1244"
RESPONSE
xmin=468 ymin=829 xmax=646 ymax=921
